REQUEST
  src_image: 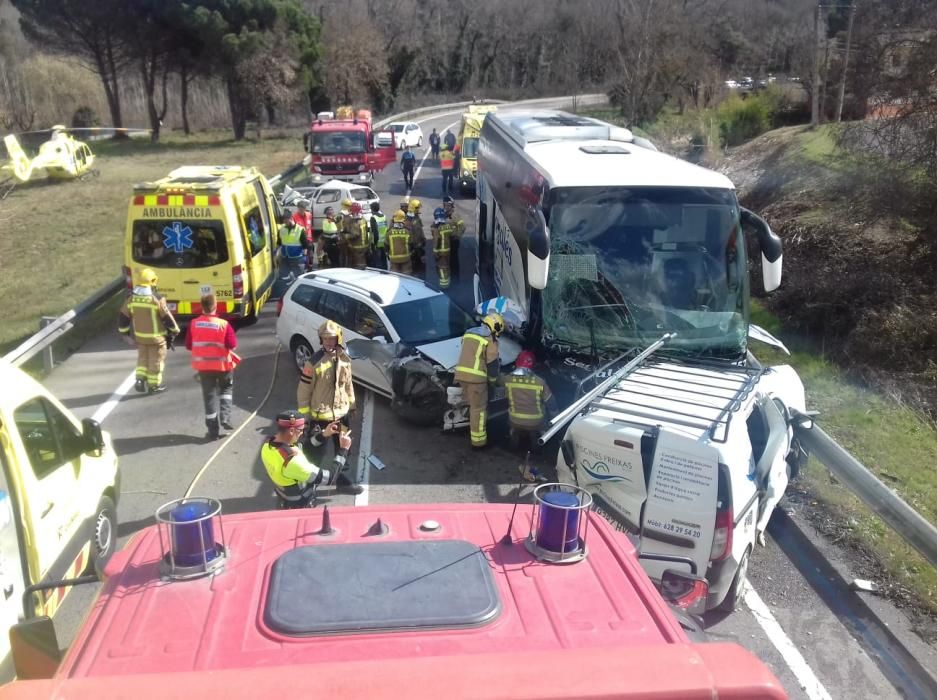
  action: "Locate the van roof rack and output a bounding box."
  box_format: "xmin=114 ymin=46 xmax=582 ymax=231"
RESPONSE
xmin=364 ymin=267 xmax=429 ymax=288
xmin=305 ymin=272 xmax=384 ymax=304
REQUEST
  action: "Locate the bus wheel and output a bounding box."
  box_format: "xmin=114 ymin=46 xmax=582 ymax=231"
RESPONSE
xmin=90 ymin=496 xmax=117 ymax=577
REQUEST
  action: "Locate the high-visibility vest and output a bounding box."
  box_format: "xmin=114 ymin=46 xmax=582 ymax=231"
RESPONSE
xmin=189 ymin=315 xmax=234 ymax=372
xmin=440 ymin=149 xmax=455 ymax=170
xmin=321 ymin=218 xmax=339 ymax=240
xmin=504 ymin=373 xmax=547 ymax=428
xmin=434 ymin=221 xmax=454 ymax=254
xmin=387 ymin=223 xmax=411 ymax=262
xmin=279 ymin=223 xmax=305 ymax=258
xmin=261 ymin=439 xmax=313 ymax=487
xmin=372 ymin=213 xmax=388 ymax=248
xmin=454 ymin=330 xmax=493 ymax=384
xmin=127 ymin=293 xmax=165 ymax=343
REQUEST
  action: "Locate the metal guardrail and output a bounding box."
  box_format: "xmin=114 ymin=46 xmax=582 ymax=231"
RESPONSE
xmin=793 ymin=414 xmax=937 ymax=571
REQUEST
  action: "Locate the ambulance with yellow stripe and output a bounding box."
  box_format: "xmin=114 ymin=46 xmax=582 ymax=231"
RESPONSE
xmin=456 ymin=104 xmax=497 ymax=193
xmin=0 ymin=359 xmax=119 ymax=668
xmin=124 ymin=166 xmax=280 ymax=322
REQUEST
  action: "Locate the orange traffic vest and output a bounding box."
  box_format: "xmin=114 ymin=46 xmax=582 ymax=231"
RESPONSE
xmin=189 ymin=315 xmax=234 ymax=372
xmin=440 ymin=149 xmax=455 ymax=170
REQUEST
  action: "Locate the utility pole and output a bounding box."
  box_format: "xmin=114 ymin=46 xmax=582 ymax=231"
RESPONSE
xmin=835 ymin=3 xmax=857 ymax=123
xmin=811 ymin=3 xmax=824 ymax=127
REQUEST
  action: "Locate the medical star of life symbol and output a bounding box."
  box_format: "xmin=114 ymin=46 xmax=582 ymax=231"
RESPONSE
xmin=162 ymin=222 xmax=194 ymax=254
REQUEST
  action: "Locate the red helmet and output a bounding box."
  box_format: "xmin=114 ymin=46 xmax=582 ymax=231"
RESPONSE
xmin=515 ymin=350 xmax=536 ymax=369
xmin=350 ymin=202 xmax=364 ymax=216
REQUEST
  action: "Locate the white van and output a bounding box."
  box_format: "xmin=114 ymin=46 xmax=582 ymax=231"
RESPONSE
xmin=556 ymin=358 xmax=806 ymax=611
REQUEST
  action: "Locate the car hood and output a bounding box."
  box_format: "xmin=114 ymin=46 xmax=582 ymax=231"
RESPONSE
xmin=416 ymin=336 xmax=521 ymax=370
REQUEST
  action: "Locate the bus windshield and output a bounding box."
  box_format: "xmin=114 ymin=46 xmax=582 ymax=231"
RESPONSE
xmin=541 ymin=186 xmax=748 ymax=359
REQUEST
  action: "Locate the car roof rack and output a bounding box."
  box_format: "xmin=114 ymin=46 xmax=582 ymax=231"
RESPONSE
xmin=305 ymin=272 xmax=384 ymax=304
xmin=364 ymin=267 xmax=431 ymax=289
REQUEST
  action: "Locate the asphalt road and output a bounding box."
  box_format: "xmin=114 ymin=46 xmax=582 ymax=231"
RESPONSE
xmin=34 ymin=100 xmax=937 ymax=699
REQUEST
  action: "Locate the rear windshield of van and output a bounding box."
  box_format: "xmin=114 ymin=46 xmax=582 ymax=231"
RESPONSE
xmin=132 ymin=221 xmax=229 ymax=268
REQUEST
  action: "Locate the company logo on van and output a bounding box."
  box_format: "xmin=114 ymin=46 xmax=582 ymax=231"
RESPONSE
xmin=580 ymin=459 xmax=626 ymax=482
xmin=577 ymin=444 xmax=638 ymax=482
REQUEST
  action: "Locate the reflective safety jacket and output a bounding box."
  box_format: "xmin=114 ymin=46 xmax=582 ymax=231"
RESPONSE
xmin=371 ymin=213 xmax=388 ymax=248
xmin=454 ymin=326 xmax=500 ymax=385
xmin=297 ymin=348 xmax=356 ymax=421
xmin=504 ymin=368 xmax=555 ymax=429
xmin=440 ymin=148 xmax=455 ymax=171
xmin=387 ymin=222 xmax=411 ymax=263
xmin=321 ymin=217 xmax=339 ymax=241
xmin=292 ymin=210 xmax=313 ymax=241
xmin=278 ymin=222 xmax=307 ymax=259
xmin=409 ymin=214 xmax=426 ymax=244
xmin=189 ymin=315 xmax=235 ymax=372
xmin=447 ymin=214 xmax=465 ymax=239
xmin=261 ymin=439 xmax=322 ymax=487
xmin=118 ymin=286 xmax=179 ymax=346
xmin=433 ymin=221 xmax=454 ymax=254
xmin=346 ymin=218 xmax=369 ymax=252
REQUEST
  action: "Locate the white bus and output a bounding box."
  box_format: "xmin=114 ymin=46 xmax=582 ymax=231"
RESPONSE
xmin=475 ymin=110 xmax=783 ymax=391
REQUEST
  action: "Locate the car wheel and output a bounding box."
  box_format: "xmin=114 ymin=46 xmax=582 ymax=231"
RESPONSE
xmin=718 ymin=546 xmax=751 ymax=612
xmin=291 ymin=337 xmax=314 ymax=373
xmin=89 ymin=495 xmax=117 ymax=578
xmin=417 ymin=136 xmax=423 ymax=147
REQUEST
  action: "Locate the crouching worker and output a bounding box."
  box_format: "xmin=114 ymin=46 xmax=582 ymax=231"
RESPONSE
xmin=261 ymin=410 xmax=351 ymax=509
xmin=505 ymin=350 xmax=558 ymax=482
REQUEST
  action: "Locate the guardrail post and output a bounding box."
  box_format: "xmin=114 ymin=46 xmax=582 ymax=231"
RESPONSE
xmin=39 ymin=316 xmax=55 ymax=373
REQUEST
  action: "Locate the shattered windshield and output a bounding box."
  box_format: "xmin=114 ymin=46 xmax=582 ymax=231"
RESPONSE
xmin=384 ymin=295 xmax=474 ymax=345
xmin=312 ymin=131 xmax=367 ymax=155
xmin=541 ymin=186 xmax=748 ymax=359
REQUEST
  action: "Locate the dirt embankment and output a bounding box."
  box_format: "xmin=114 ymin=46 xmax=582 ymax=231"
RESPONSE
xmin=718 ymin=126 xmax=937 ymax=416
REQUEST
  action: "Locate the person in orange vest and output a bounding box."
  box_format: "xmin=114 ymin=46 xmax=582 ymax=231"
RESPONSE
xmin=439 ymin=144 xmax=455 ymax=198
xmin=186 ymin=292 xmax=239 ymax=440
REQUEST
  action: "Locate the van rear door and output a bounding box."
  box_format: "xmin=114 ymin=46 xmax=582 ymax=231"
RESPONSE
xmin=239 ymin=181 xmax=277 ymax=315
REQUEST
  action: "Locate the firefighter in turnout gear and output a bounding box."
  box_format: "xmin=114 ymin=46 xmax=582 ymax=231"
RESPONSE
xmin=338 ymin=197 xmax=355 ymax=267
xmin=296 ymin=320 xmax=362 ymax=494
xmin=369 ymin=201 xmax=388 ymax=268
xmin=443 ymin=196 xmax=465 ymax=283
xmin=345 ymin=202 xmax=370 ymax=269
xmin=261 ymin=410 xmax=352 ymax=509
xmin=118 ymin=268 xmax=180 ymax=394
xmin=454 ymin=312 xmax=503 ymax=448
xmin=186 ymin=292 xmax=239 ymax=440
xmin=319 ymin=206 xmax=341 ymax=268
xmin=431 ymin=207 xmax=453 ymax=289
xmin=387 ymin=210 xmax=412 ymax=274
xmin=504 ymin=350 xmax=558 ymax=482
xmin=407 ymin=198 xmax=425 ymax=275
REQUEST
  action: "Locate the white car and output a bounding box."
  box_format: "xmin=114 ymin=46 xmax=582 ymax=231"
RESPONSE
xmin=386 ymin=122 xmax=424 ymax=150
xmin=281 ymin=179 xmax=380 ymax=230
xmin=276 ymin=268 xmax=519 ymax=420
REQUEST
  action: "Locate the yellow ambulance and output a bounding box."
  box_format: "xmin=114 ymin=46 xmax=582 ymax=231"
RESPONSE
xmin=457 ymin=104 xmax=497 ymax=193
xmin=123 ymin=166 xmax=280 ymax=322
xmin=0 ymin=359 xmax=120 ymax=665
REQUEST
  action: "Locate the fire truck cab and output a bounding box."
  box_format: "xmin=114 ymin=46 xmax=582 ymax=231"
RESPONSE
xmin=304 ymin=108 xmax=397 ymax=186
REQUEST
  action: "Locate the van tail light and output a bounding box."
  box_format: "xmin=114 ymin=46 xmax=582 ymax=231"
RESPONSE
xmin=276 ymin=297 xmax=284 ymax=317
xmin=122 ymin=265 xmax=133 ymax=289
xmin=232 ymin=265 xmax=244 ymax=298
xmin=660 ymin=569 xmax=709 ymax=616
xmin=710 ymin=507 xmax=733 ymax=561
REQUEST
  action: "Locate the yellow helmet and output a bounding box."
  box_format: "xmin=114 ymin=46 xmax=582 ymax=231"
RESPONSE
xmin=482 ymin=311 xmax=505 ymax=337
xmin=392 ymin=210 xmax=407 ymax=223
xmin=341 ymin=198 xmax=354 ymax=209
xmin=139 ymin=268 xmax=158 ymax=286
xmin=318 ymin=319 xmax=344 ymax=346
xmin=408 ymin=198 xmax=421 ymax=214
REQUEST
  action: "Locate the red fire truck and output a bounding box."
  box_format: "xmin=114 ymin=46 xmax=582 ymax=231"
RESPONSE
xmin=3 ymin=494 xmax=787 ymax=699
xmin=303 ymin=107 xmax=397 ymax=186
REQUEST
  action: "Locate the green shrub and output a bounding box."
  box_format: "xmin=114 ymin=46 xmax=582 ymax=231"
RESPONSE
xmin=71 ymin=106 xmax=99 ymax=128
xmin=717 ymin=94 xmax=772 ymax=147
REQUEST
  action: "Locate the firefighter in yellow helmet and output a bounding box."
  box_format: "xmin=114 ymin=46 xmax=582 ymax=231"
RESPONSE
xmin=337 ymin=197 xmax=355 ymax=266
xmin=296 ymin=320 xmax=361 ymax=493
xmin=454 ymin=311 xmax=504 ymax=448
xmin=407 ymin=198 xmax=426 ymax=275
xmin=387 ymin=209 xmax=412 ymax=274
xmin=118 ymin=268 xmax=180 ymax=394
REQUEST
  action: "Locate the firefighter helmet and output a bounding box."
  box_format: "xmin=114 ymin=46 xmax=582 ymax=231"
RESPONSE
xmin=482 ymin=311 xmax=505 ymax=337
xmin=318 ymin=319 xmax=344 ymax=347
xmin=393 ymin=210 xmax=407 ymax=223
xmin=515 ymin=350 xmax=536 ymax=369
xmin=350 ymin=202 xmax=364 ymax=217
xmin=433 ymin=207 xmax=446 ymax=224
xmin=139 ymin=268 xmax=158 ymax=286
xmin=341 ymin=198 xmax=354 ymax=209
xmin=408 ymin=198 xmax=421 ymax=214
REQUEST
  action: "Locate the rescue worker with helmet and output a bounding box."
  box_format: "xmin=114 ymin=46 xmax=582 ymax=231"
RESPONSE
xmin=504 ymin=350 xmax=558 ymax=482
xmin=454 ymin=312 xmax=504 ymax=448
xmin=443 ymin=196 xmax=465 ymax=283
xmin=261 ymin=410 xmax=352 ymax=508
xmin=277 ymin=209 xmax=311 ymax=283
xmin=319 ymin=206 xmax=341 ymax=268
xmin=118 ymin=268 xmax=180 ymax=394
xmin=338 ymin=197 xmax=355 ymax=267
xmin=296 ymin=320 xmax=362 ymax=493
xmin=387 ymin=209 xmax=412 ymax=274
xmin=431 ymin=207 xmax=453 ymax=289
xmin=407 ymin=198 xmax=425 ymax=275
xmin=439 ymin=144 xmax=456 ymax=198
xmin=345 ymin=202 xmax=370 ymax=269
xmin=186 ymin=292 xmax=239 ymax=441
xmin=369 ymin=201 xmax=388 ymax=269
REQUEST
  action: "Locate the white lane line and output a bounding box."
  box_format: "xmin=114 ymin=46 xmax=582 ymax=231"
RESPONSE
xmin=91 ymin=371 xmax=137 ymax=424
xmin=354 ymin=390 xmax=374 ymax=506
xmin=406 ymin=116 xmax=462 ymax=198
xmin=745 ymin=584 xmax=833 ymax=700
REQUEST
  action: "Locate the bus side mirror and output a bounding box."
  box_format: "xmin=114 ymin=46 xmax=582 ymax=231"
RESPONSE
xmin=527 ymin=211 xmax=550 ymax=290
xmin=10 ymin=616 xmax=61 ymax=680
xmin=740 ymin=208 xmax=782 ymax=292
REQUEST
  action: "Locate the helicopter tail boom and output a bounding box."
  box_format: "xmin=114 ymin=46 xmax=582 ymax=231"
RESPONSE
xmin=3 ymin=135 xmax=34 ymax=182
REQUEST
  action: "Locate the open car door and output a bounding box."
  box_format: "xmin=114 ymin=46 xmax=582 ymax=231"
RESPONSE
xmin=368 ymin=133 xmax=397 ymax=172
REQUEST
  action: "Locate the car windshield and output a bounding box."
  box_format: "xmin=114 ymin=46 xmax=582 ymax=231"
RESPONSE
xmin=541 ymin=186 xmax=748 ymax=360
xmin=383 ymin=295 xmax=473 ymax=345
xmin=461 ymin=137 xmax=479 ymax=158
xmin=390 ymin=124 xmax=404 ymax=133
xmin=350 ymin=187 xmax=377 ymax=201
xmin=312 ymin=131 xmax=366 ymax=154
xmin=132 ymin=220 xmax=229 ymax=268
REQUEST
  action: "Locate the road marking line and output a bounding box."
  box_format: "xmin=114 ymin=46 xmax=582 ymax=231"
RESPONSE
xmin=91 ymin=371 xmax=137 ymax=424
xmin=407 ymin=117 xmax=462 ymax=198
xmin=354 ymin=390 xmax=374 ymax=506
xmin=745 ymin=584 xmax=833 ymax=700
